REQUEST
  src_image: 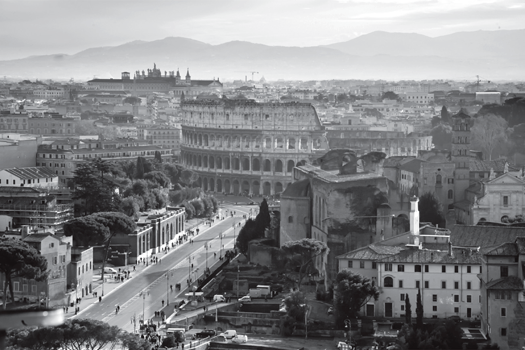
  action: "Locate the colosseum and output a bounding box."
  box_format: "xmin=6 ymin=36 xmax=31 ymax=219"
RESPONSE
xmin=180 ymin=99 xmax=328 ymax=196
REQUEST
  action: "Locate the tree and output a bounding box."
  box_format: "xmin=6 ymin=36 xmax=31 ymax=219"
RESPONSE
xmin=405 ymin=293 xmax=412 ymax=325
xmin=144 ymin=171 xmax=170 ymax=188
xmin=398 ymin=320 xmax=464 ymax=350
xmin=382 ymin=91 xmax=400 ymax=101
xmin=179 ymin=168 xmax=198 ymax=186
xmin=430 ymin=124 xmax=453 ymax=149
xmin=120 ymin=161 xmax=136 ymax=180
xmin=12 ymin=319 xmax=121 ymax=350
xmin=120 ymin=197 xmax=140 ymax=219
xmin=416 ymin=288 xmax=423 ymax=329
xmin=154 ymin=150 xmax=163 ymax=163
xmin=283 ymin=290 xmax=306 ymax=323
xmin=0 ymin=238 xmax=48 ymax=309
xmin=333 ymin=270 xmax=379 ymax=327
xmin=419 ymin=192 xmax=445 ymax=227
xmin=123 ymin=96 xmax=142 ymax=105
xmin=471 ymin=113 xmax=509 ymax=160
xmin=64 ymin=212 xmax=136 ymax=283
xmin=119 ymin=332 xmax=152 ymax=350
xmin=255 ymin=199 xmax=271 ymax=234
xmin=236 ymin=218 xmax=259 ymax=255
xmin=282 ymin=238 xmax=329 ymax=290
xmin=441 ymin=106 xmax=450 ymax=124
xmin=135 ymin=157 xmax=145 ymax=179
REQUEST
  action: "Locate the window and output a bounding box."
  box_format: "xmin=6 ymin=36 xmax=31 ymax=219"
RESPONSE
xmin=397 ymin=264 xmax=405 ymax=272
xmin=416 ymin=280 xmax=420 ymax=289
xmin=360 ymin=261 xmax=365 ymax=269
xmin=53 ymin=257 xmax=57 ymax=265
xmin=467 ymin=282 xmax=471 ymax=290
xmin=384 ymin=277 xmax=393 ymax=287
xmin=454 ymin=295 xmax=459 ymax=302
xmin=424 ymin=265 xmax=429 ymax=272
xmin=500 ymin=266 xmax=509 ymax=277
xmin=415 ymin=265 xmax=421 ymax=272
xmin=49 ymin=242 xmax=54 ymax=248
xmin=467 ymin=266 xmax=471 ymax=273
xmin=436 ymin=174 xmax=442 ymax=184
xmin=401 ymin=294 xmax=405 ymax=301
xmin=401 ymin=305 xmax=405 ymax=311
xmin=372 ymin=262 xmax=377 ymax=269
xmin=501 ymin=328 xmax=507 ymax=337
xmin=467 ymin=295 xmax=472 ymax=303
xmin=442 ymin=265 xmax=446 ymax=273
xmin=501 ymin=308 xmax=506 ymax=317
xmin=433 ymin=306 xmax=437 ymax=312
xmin=399 ymin=280 xmax=404 ymax=288
xmin=454 ymin=265 xmax=459 ymax=273
xmin=432 ymin=294 xmax=437 ymax=302
xmin=480 ymin=266 xmax=482 ymax=273
xmin=454 ymin=281 xmax=459 ymax=289
xmin=448 ymin=189 xmax=454 ymax=199
xmin=424 ymin=281 xmax=429 ymax=288
xmin=454 ymin=307 xmax=459 ymax=313
xmin=503 ymin=195 xmax=509 ymax=207
xmin=14 ymin=282 xmax=19 ymax=292
xmin=442 ymin=281 xmax=447 ymax=289
xmin=385 ymin=263 xmax=392 ymax=271
xmin=347 ymin=261 xmax=353 ymax=268
xmin=288 ymin=216 xmax=293 ymax=223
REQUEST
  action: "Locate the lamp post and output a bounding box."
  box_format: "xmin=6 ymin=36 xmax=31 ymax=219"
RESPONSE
xmin=131 ymin=313 xmax=137 ymax=333
xmin=219 ymin=232 xmax=223 ymax=259
xmin=236 ymin=263 xmax=240 ymax=299
xmin=204 ymin=242 xmax=208 ymax=271
xmin=166 ymin=271 xmax=172 ymax=306
xmin=233 ymin=223 xmax=236 ymax=252
xmin=140 ymin=290 xmax=149 ymax=324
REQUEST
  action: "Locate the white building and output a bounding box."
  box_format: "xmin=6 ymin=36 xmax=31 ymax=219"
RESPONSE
xmin=402 ymin=92 xmax=434 ymax=105
xmin=337 ymin=197 xmax=482 ymax=320
xmin=0 ymin=167 xmax=59 ymax=189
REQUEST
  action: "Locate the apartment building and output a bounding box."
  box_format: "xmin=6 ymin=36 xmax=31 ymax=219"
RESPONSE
xmin=0 ymin=167 xmax=59 ymax=189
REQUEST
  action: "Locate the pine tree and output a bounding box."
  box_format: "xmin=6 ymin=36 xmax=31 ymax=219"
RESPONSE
xmin=416 ymin=288 xmax=423 ymax=329
xmin=135 ymin=156 xmax=145 ymax=179
xmin=405 ymin=293 xmax=412 ymax=325
xmin=255 ymin=198 xmax=271 ymax=234
xmin=441 ymin=105 xmax=450 ymax=124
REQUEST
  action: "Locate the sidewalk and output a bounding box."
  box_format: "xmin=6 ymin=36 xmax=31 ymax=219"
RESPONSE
xmin=66 ymin=215 xmax=228 ymax=319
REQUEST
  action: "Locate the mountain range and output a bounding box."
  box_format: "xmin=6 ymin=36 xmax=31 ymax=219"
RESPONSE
xmin=1 ymin=29 xmax=524 ymax=82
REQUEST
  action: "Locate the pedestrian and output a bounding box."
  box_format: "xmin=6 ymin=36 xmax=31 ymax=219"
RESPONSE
xmin=99 ymin=296 xmax=102 ymax=302
xmin=170 ymin=285 xmax=173 ymax=292
xmin=159 ymin=259 xmax=162 ymax=264
xmin=162 ymin=300 xmax=165 ymax=307
xmin=121 ymin=276 xmax=124 ymax=282
xmin=214 ymin=252 xmax=217 ymax=258
xmin=133 ymin=265 xmax=136 ymax=271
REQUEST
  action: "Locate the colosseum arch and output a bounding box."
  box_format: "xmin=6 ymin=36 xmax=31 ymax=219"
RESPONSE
xmin=233 ymin=157 xmax=240 ymax=170
xmin=225 ymin=136 xmax=231 ymax=148
xmin=203 ymin=177 xmax=208 ymax=191
xmin=287 ymin=160 xmax=295 ymax=173
xmin=233 ymin=180 xmax=240 ymax=195
xmin=300 ymin=138 xmax=308 ymax=150
xmin=275 ymin=159 xmax=283 ymax=173
xmin=224 ymin=179 xmax=231 ymax=193
xmin=217 ymin=135 xmax=223 ymax=148
xmin=192 ymin=154 xmax=197 ymax=166
xmin=263 ymin=182 xmax=271 ymax=195
xmin=254 ymin=137 xmax=262 ymax=149
xmin=243 ymin=136 xmax=250 ymax=148
xmin=252 ymin=158 xmax=261 ymax=171
xmin=198 ymin=134 xmax=202 ymax=146
xmin=242 ymin=180 xmax=250 ymax=195
xmin=233 ymin=136 xmax=240 ymax=148
xmin=275 ymin=182 xmax=283 ymax=194
xmin=297 ymin=159 xmax=307 ymax=166
xmin=210 ymin=134 xmax=215 ymax=147
xmin=252 ymin=181 xmax=260 ymax=196
xmin=209 ymin=156 xmax=215 ymax=169
xmin=203 ymin=155 xmax=208 ymax=168
xmin=216 ymin=157 xmax=222 ymax=169
xmin=197 ymin=155 xmax=202 ymax=167
xmin=275 ymin=137 xmax=284 ymax=149
xmin=264 ymin=159 xmax=271 ymax=172
xmin=204 ymin=134 xmax=209 ymax=146
xmin=210 ymin=179 xmax=215 ymax=192
xmin=217 ymin=179 xmax=223 ymax=192
xmin=224 ymin=157 xmax=230 ymax=170
xmin=242 ymin=158 xmax=250 ymax=171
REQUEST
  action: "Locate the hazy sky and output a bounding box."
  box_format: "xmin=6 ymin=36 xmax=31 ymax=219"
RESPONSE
xmin=1 ymin=0 xmax=524 ymax=61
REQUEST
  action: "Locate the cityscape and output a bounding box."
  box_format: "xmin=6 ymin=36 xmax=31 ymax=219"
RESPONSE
xmin=1 ymin=1 xmax=525 ymax=350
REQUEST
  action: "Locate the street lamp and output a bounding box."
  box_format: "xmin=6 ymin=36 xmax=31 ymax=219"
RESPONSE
xmin=131 ymin=313 xmax=138 ymax=333
xmin=204 ymin=242 xmax=209 ymax=271
xmin=232 ymin=224 xmax=236 ymax=253
xmin=140 ymin=290 xmax=149 ymax=324
xmin=236 ymin=263 xmax=240 ymax=299
xmin=166 ymin=271 xmax=173 ymax=306
xmin=219 ymin=232 xmax=223 ymax=259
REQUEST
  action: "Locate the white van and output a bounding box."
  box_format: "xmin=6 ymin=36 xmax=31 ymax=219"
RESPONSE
xmin=219 ymin=330 xmax=237 ymax=339
xmin=213 ymin=295 xmax=226 ymax=302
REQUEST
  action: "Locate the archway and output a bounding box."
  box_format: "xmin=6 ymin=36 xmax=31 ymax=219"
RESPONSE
xmin=224 ymin=158 xmax=230 ymax=170
xmin=252 ymin=158 xmax=260 ymax=171
xmin=217 ymin=179 xmax=223 ymax=192
xmin=275 ymin=182 xmax=283 ymax=194
xmin=209 ymin=156 xmax=215 ymax=169
xmin=224 ymin=179 xmax=231 ymax=193
xmin=197 ymin=155 xmax=202 ymax=167
xmin=242 ymin=158 xmax=250 ymax=171
xmin=287 ymin=160 xmax=295 ymax=173
xmin=203 ymin=156 xmax=208 ymax=168
xmin=209 ymin=179 xmax=215 ymax=192
xmin=252 ymin=181 xmax=260 ymax=196
xmin=217 ymin=157 xmax=222 ymax=169
xmin=275 ymin=159 xmax=283 ymax=173
xmin=264 ymin=159 xmax=271 ymax=172
xmin=242 ymin=180 xmax=250 ymax=195
xmin=233 ymin=180 xmax=240 ymax=195
xmin=203 ymin=178 xmax=208 ymax=191
xmin=233 ymin=157 xmax=240 ymax=171
xmin=263 ymin=182 xmax=271 ymax=196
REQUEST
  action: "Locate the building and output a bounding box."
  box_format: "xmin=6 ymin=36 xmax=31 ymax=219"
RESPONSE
xmin=68 ymin=247 xmax=94 ymax=298
xmin=180 ymin=99 xmax=328 ymax=196
xmin=479 ymin=237 xmax=525 ymax=350
xmin=401 ymin=92 xmax=434 ymax=105
xmin=0 ymin=187 xmax=74 ymax=231
xmin=0 ymin=167 xmax=59 ymax=189
xmin=0 ymin=133 xmax=42 ymax=170
xmin=87 ymin=65 xmax=223 ymax=98
xmin=280 ymin=179 xmax=312 ymax=244
xmin=33 ymin=88 xmax=66 ymax=100
xmin=143 ymin=126 xmax=181 ymax=153
xmin=0 ymin=114 xmax=28 ymax=132
xmin=475 ymin=92 xmax=501 ymax=105
xmin=28 ymin=116 xmax=77 ymax=136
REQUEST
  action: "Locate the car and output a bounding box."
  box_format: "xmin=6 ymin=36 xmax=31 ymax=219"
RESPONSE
xmin=103 ymin=267 xmax=118 ymax=274
xmin=195 ymin=330 xmax=216 ymax=339
xmin=238 ymin=295 xmax=251 ymax=302
xmin=219 ymin=330 xmax=237 ymax=339
xmin=231 ymin=335 xmax=248 ymax=344
xmin=213 ymin=295 xmax=226 ymax=302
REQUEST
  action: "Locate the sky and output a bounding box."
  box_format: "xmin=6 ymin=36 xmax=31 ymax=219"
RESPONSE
xmin=0 ymin=0 xmax=524 ymax=61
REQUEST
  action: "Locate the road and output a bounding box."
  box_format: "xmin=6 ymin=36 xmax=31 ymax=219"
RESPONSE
xmin=77 ymin=204 xmax=252 ymax=333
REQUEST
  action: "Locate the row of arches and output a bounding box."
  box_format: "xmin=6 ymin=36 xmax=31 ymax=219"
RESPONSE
xmin=182 ymin=152 xmax=307 ymax=174
xmin=182 ymin=131 xmax=323 ymax=152
xmin=195 ymin=177 xmax=288 ymax=196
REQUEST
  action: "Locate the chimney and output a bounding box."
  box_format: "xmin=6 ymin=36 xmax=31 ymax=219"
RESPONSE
xmin=410 ymin=196 xmax=420 ymax=245
xmin=448 ymin=240 xmax=454 ymax=258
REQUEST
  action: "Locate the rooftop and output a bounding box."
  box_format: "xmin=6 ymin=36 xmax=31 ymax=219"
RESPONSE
xmin=485 ymin=276 xmax=524 ymax=290
xmin=297 ymin=163 xmax=384 ymax=184
xmin=2 ymin=167 xmax=57 ymax=180
xmin=451 ymin=225 xmax=525 ymax=249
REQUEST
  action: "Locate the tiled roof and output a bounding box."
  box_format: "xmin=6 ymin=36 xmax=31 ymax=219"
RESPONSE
xmin=516 ymin=237 xmax=525 ymax=254
xmin=469 ymin=159 xmax=519 ymax=172
xmin=282 ymin=179 xmax=310 ymax=198
xmin=485 ymin=242 xmax=519 ymax=256
xmin=3 ymin=167 xmax=57 ymax=180
xmin=0 ymin=186 xmax=43 ymax=194
xmin=399 ymin=159 xmax=424 ymax=174
xmin=296 ymin=163 xmax=384 ymax=183
xmin=379 ymin=248 xmax=482 ymax=264
xmin=70 ymin=145 xmax=165 ymax=154
xmin=23 ymin=233 xmax=52 ymax=243
xmin=336 ymin=244 xmax=404 ymax=260
xmin=485 ymin=276 xmax=523 ymax=290
xmin=382 ymin=156 xmax=412 ymax=168
xmin=451 ymin=225 xmax=525 ymax=249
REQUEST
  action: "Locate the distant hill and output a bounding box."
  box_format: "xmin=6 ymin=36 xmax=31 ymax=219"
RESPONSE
xmin=1 ymin=30 xmax=524 ymax=81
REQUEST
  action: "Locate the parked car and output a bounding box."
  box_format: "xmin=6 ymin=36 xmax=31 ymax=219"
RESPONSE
xmin=231 ymin=335 xmax=248 ymax=344
xmin=327 ymin=306 xmax=334 ymax=315
xmin=219 ymin=330 xmax=237 ymax=339
xmin=238 ymin=295 xmax=251 ymax=302
xmin=213 ymin=295 xmax=226 ymax=302
xmin=104 ymin=267 xmax=118 ymax=274
xmin=195 ymin=330 xmax=216 ymax=339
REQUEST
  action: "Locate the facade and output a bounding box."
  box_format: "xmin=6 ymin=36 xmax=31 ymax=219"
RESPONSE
xmin=144 ymin=126 xmax=181 ymax=151
xmin=0 ymin=167 xmax=59 ymax=188
xmin=87 ymin=65 xmax=223 ymax=97
xmin=280 ymin=179 xmax=312 ymax=244
xmin=28 ymin=116 xmax=77 ymax=136
xmin=180 ymin=99 xmax=328 ymax=196
xmin=0 ymin=134 xmax=42 ymax=170
xmin=68 ymin=247 xmax=94 ymax=298
xmin=327 ymin=128 xmax=432 ymax=158
xmin=0 ymin=114 xmax=28 ymax=132
xmin=479 ymin=238 xmax=525 ymax=350
xmin=33 ymin=89 xmax=66 ymax=100
xmin=402 ymin=92 xmax=435 ymax=104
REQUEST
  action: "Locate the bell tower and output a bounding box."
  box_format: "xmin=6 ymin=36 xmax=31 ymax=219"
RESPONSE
xmin=451 ymin=110 xmax=471 ymax=202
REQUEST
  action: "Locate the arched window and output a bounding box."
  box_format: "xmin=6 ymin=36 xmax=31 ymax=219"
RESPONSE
xmin=384 ymin=277 xmax=393 ymax=287
xmin=448 ymin=189 xmax=453 ymax=199
xmin=275 ymin=159 xmax=283 ymax=173
xmin=436 ymin=174 xmax=442 ymax=184
xmin=264 ymin=159 xmax=271 ymax=172
xmin=288 ymin=216 xmax=293 ymax=223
